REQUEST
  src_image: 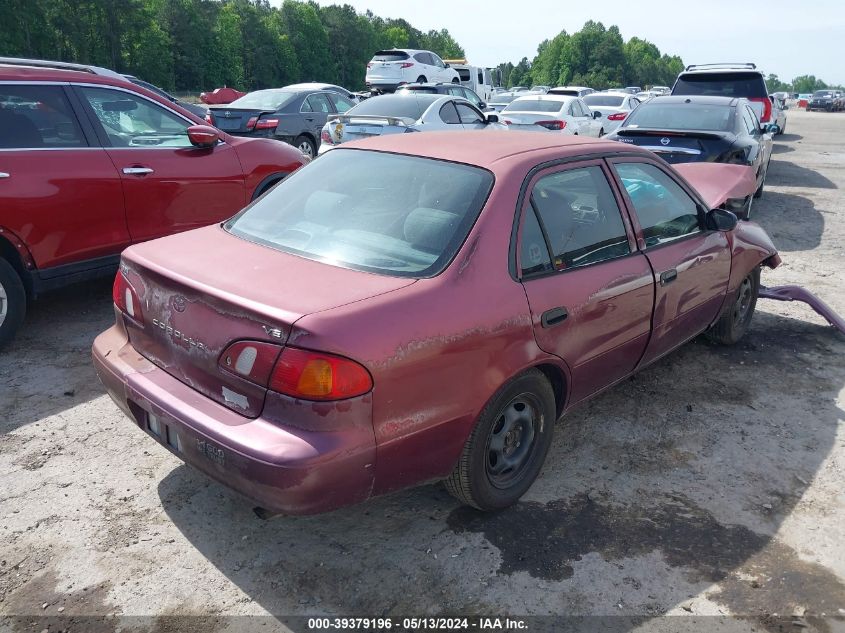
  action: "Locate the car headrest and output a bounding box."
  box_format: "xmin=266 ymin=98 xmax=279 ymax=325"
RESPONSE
xmin=404 ymin=207 xmax=460 ymax=253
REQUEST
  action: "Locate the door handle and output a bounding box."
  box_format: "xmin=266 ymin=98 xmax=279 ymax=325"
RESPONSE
xmin=122 ymin=166 xmax=154 ymax=176
xmin=0 ymin=172 xmax=9 ymax=179
xmin=541 ymin=307 xmax=569 ymax=328
xmin=659 ymin=269 xmax=678 ymax=286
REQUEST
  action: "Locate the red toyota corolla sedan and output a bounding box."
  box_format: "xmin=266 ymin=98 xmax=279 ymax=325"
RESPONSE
xmin=93 ymin=131 xmax=780 ymax=516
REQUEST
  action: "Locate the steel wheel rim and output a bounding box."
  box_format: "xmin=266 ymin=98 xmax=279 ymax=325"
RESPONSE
xmin=298 ymin=141 xmax=314 ymax=157
xmin=0 ymin=278 xmax=7 ymax=328
xmin=485 ymin=393 xmax=541 ymax=489
xmin=732 ymin=276 xmax=753 ymax=326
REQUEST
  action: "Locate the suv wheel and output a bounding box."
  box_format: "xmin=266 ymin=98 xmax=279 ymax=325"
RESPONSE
xmin=0 ymin=258 xmax=26 ymax=350
xmin=416 ymin=76 xmax=427 ymax=84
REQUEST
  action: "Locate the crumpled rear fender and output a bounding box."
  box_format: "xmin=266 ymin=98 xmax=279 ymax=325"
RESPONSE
xmin=728 ymin=221 xmax=780 ymax=293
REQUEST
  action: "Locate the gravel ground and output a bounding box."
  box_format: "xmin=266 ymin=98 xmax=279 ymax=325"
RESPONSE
xmin=1 ymin=108 xmax=844 ymax=633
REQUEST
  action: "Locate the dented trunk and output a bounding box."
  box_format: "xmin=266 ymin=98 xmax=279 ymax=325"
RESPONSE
xmin=119 ymin=225 xmax=415 ymax=417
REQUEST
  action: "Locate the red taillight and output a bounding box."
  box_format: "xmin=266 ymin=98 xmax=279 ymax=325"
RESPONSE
xmin=246 ymin=116 xmax=258 ymax=130
xmin=219 ymin=341 xmax=283 ymax=386
xmin=400 ymin=62 xmax=414 ymax=69
xmin=321 ymin=128 xmax=333 ymax=144
xmin=269 ymin=347 xmax=372 ymax=401
xmin=535 ymin=120 xmax=566 ymax=130
xmin=607 ymin=112 xmax=627 ymax=121
xmin=503 ymin=119 xmax=512 ymax=125
xmin=750 ymin=97 xmax=772 ymax=123
xmin=255 ymin=117 xmax=279 ymax=130
xmin=112 ymin=270 xmax=143 ymax=324
xmin=204 ymin=113 xmax=214 ymax=125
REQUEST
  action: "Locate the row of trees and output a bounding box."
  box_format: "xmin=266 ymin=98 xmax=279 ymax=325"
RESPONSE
xmin=495 ymin=22 xmax=685 ymax=91
xmin=766 ymin=74 xmax=843 ymax=94
xmin=0 ymin=0 xmax=464 ymax=91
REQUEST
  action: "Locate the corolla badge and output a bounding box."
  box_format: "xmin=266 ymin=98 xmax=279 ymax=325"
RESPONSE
xmin=152 ymin=318 xmax=209 ymax=351
xmin=660 ymin=137 xmax=670 ymax=146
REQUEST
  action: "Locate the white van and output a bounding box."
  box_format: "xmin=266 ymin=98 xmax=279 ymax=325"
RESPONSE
xmin=446 ymin=61 xmax=496 ymax=102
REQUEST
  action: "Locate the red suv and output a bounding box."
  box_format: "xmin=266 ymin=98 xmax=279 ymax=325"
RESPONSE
xmin=0 ymin=59 xmax=306 ymax=348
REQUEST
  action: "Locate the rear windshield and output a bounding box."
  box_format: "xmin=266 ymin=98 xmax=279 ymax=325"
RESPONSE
xmin=371 ymin=51 xmax=410 ymax=62
xmin=228 ymin=90 xmax=297 ymax=110
xmin=625 ymin=103 xmax=733 ymax=131
xmin=673 ymin=73 xmax=767 ymax=98
xmin=549 ymin=89 xmax=579 ymax=96
xmin=225 ymin=149 xmax=494 ymax=277
xmin=489 ymin=95 xmax=518 ymax=105
xmin=584 ymin=95 xmax=625 ymax=107
xmin=503 ymin=99 xmax=565 ymax=113
xmin=347 ymin=94 xmax=438 ymax=119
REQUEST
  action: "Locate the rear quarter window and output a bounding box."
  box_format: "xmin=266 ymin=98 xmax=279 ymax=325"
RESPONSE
xmin=673 ymin=73 xmax=767 ymax=98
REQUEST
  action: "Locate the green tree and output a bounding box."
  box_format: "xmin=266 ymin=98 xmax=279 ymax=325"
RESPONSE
xmin=280 ymin=0 xmax=334 ymax=82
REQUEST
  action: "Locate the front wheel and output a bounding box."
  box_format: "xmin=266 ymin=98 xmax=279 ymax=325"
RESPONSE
xmin=451 ymin=77 xmax=460 ymax=84
xmin=0 ymin=258 xmax=26 ymax=350
xmin=706 ymin=267 xmax=760 ymax=345
xmin=445 ymin=369 xmax=556 ymax=511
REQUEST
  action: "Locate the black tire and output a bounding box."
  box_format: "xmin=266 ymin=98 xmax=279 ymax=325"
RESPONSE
xmin=754 ymin=159 xmax=769 ymax=199
xmin=445 ymin=369 xmax=556 ymax=511
xmin=0 ymin=257 xmax=27 ymax=350
xmin=451 ymin=78 xmax=460 ymax=84
xmin=599 ymin=128 xmax=605 ymax=136
xmin=293 ymin=135 xmax=316 ymax=159
xmin=706 ymin=267 xmax=760 ymax=345
xmin=738 ymin=195 xmax=753 ymax=220
xmin=778 ymin=121 xmax=786 ymax=135
xmin=416 ymin=76 xmax=427 ymax=84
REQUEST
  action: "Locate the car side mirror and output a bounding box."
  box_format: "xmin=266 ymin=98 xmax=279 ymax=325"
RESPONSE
xmin=187 ymin=125 xmax=220 ymax=148
xmin=706 ymin=208 xmax=738 ymax=231
xmin=479 ymin=102 xmax=487 ymax=109
xmin=444 ymin=63 xmax=451 ymax=68
xmin=762 ymin=123 xmax=777 ymax=134
xmin=486 ymin=114 xmax=499 ymax=123
xmin=592 ymin=111 xmax=602 ymax=118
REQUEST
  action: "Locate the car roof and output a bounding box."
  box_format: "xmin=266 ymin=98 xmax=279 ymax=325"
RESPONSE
xmin=643 ymin=95 xmax=740 ymax=106
xmin=284 ymin=82 xmax=349 ymax=93
xmin=0 ymin=61 xmax=132 ymax=85
xmin=338 ymin=130 xmax=643 ymax=169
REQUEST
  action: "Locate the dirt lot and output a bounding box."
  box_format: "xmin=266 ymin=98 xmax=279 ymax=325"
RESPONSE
xmin=1 ymin=108 xmax=844 ymax=632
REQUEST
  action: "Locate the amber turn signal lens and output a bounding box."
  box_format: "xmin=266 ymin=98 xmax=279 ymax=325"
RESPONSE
xmin=270 ymin=347 xmax=372 ymax=401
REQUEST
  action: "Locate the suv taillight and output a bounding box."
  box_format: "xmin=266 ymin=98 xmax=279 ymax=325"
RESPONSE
xmin=270 ymin=347 xmax=372 ymax=401
xmin=607 ymin=112 xmax=627 ymax=121
xmin=750 ymin=97 xmax=772 ymax=123
xmin=113 ymin=270 xmax=143 ymax=324
xmin=400 ymin=62 xmax=414 ymax=69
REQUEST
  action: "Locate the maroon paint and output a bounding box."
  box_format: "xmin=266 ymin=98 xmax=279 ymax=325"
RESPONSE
xmin=93 ymin=131 xmax=782 ymax=514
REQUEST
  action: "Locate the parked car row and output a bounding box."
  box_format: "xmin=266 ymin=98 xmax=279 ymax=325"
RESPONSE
xmin=1 ymin=55 xmax=791 ymax=519
xmin=806 ymin=89 xmax=845 ymax=112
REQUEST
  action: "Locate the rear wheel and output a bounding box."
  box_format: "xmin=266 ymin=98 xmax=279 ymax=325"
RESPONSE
xmin=445 ymin=369 xmax=556 ymax=511
xmin=0 ymin=258 xmax=26 ymax=350
xmin=706 ymin=267 xmax=760 ymax=345
xmin=599 ymin=127 xmax=605 ymax=136
xmin=451 ymin=78 xmax=460 ymax=84
xmin=416 ymin=75 xmax=427 ymax=84
xmin=294 ymin=135 xmax=316 ymax=159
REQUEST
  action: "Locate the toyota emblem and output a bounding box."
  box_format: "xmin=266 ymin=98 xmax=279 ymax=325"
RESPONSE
xmin=173 ymin=295 xmax=187 ymax=312
xmin=660 ymin=137 xmax=670 ymax=146
xmin=224 ymin=111 xmax=231 ymax=117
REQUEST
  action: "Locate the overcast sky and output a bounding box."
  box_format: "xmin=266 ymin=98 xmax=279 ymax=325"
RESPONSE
xmin=309 ymin=0 xmax=845 ymax=85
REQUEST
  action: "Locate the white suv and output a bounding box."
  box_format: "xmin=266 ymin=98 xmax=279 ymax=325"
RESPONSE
xmin=366 ymin=49 xmax=459 ymax=93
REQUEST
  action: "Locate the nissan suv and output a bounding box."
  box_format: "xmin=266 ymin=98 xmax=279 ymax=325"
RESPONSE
xmin=671 ymin=63 xmax=772 ymax=126
xmin=0 ymin=58 xmax=306 ymax=348
xmin=365 ymin=49 xmax=460 ymax=93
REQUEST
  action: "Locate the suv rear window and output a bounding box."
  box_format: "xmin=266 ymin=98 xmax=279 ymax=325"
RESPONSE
xmin=672 ymin=72 xmax=767 ymax=98
xmin=371 ymin=51 xmax=410 ymax=62
xmin=225 ymin=149 xmax=493 ymax=278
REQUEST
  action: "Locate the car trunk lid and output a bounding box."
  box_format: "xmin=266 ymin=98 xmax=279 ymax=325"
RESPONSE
xmin=328 ymin=115 xmax=417 ymax=144
xmin=614 ymin=128 xmax=733 ymax=162
xmin=119 ymin=225 xmax=415 ymax=417
xmin=209 ymin=107 xmax=274 ymax=133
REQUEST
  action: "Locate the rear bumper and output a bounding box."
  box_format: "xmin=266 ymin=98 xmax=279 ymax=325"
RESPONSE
xmin=92 ymin=324 xmax=376 ymax=515
xmin=365 ymin=81 xmax=403 ymax=92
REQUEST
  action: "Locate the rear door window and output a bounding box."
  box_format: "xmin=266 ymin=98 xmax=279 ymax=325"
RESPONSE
xmin=613 ymin=162 xmax=701 ymax=247
xmin=439 ymin=102 xmax=461 ymax=124
xmin=673 ymin=73 xmax=768 ymax=98
xmin=305 ymin=94 xmax=332 ymax=114
xmin=0 ymin=84 xmax=86 ymax=148
xmin=528 ymin=165 xmax=631 ymax=270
